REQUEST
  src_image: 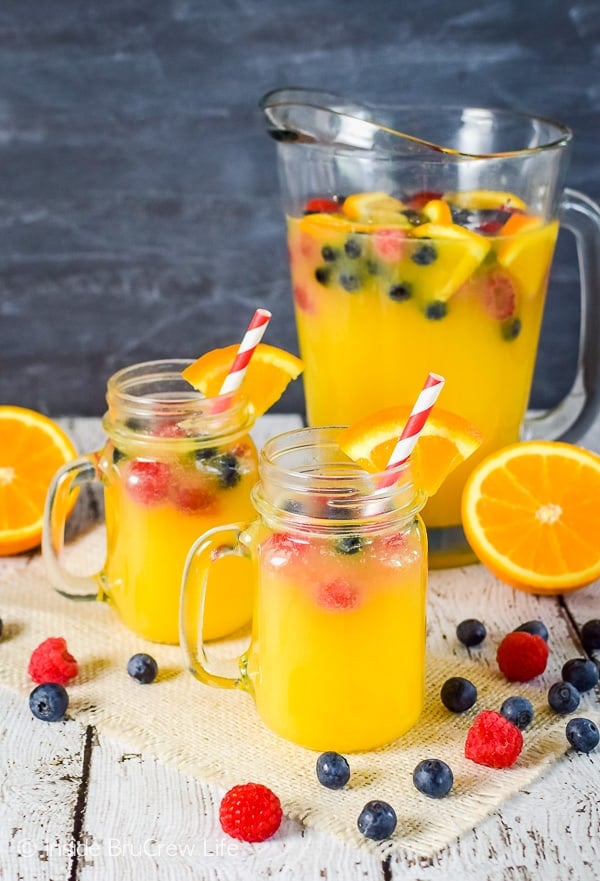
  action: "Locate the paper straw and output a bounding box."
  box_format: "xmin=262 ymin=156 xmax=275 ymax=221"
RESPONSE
xmin=378 ymin=372 xmax=445 ymax=487
xmin=218 ymin=308 xmax=272 ymax=395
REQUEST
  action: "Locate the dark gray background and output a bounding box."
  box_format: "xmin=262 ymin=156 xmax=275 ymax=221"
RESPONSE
xmin=0 ymin=0 xmax=598 ymax=417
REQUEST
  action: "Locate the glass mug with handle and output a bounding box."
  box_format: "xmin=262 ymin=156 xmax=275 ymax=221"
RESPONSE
xmin=43 ymin=359 xmax=258 ymax=644
xmin=180 ymin=425 xmax=428 ymax=753
xmin=261 ymin=89 xmax=600 ymax=567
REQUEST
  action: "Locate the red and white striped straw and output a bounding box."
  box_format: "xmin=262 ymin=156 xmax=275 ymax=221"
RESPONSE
xmin=219 ymin=308 xmax=272 ymax=395
xmin=379 ymin=372 xmax=445 ymax=487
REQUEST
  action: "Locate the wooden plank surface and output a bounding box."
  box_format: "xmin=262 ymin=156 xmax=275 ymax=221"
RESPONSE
xmin=0 ymin=415 xmax=598 ymax=881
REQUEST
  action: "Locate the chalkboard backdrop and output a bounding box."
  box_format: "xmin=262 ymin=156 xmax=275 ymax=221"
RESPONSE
xmin=0 ymin=0 xmax=598 ymax=418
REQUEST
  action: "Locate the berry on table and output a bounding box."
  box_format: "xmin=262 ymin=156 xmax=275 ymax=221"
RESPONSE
xmin=219 ymin=782 xmax=282 ymax=842
xmin=412 ymin=759 xmax=454 ymax=798
xmin=316 ymin=751 xmax=351 ymax=789
xmin=456 ymin=618 xmax=486 ymax=647
xmin=496 ymin=631 xmax=549 ymax=682
xmin=514 ymin=620 xmax=549 ymax=642
xmin=28 ymin=637 xmax=79 ymax=685
xmin=127 ymin=653 xmax=159 ymax=684
xmin=124 ymin=459 xmax=171 ymax=505
xmin=464 ymin=710 xmax=523 ymax=768
xmin=581 ymin=619 xmax=600 ymax=653
xmin=440 ymin=677 xmax=477 ymax=713
xmin=565 ymin=718 xmax=599 ymax=753
xmin=29 ymin=683 xmax=69 ymax=722
xmin=357 ymin=800 xmax=397 ymax=841
xmin=547 ymin=681 xmax=580 ymax=714
xmin=500 ymin=696 xmax=534 ymax=730
xmin=561 ymin=658 xmax=599 ymax=693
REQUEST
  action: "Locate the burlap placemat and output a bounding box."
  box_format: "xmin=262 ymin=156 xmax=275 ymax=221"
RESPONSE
xmin=0 ymin=527 xmax=597 ymax=858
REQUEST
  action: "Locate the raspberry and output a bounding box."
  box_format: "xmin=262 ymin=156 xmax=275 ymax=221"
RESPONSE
xmin=465 ymin=710 xmax=523 ymax=768
xmin=219 ymin=782 xmax=282 ymax=842
xmin=496 ymin=631 xmax=549 ymax=682
xmin=28 ymin=637 xmax=79 ymax=685
xmin=373 ymin=227 xmax=407 ymax=262
xmin=304 ymin=196 xmax=342 ymax=214
xmin=316 ymin=577 xmax=360 ymax=611
xmin=480 ymin=270 xmax=517 ymax=320
xmin=124 ymin=460 xmax=171 ymax=505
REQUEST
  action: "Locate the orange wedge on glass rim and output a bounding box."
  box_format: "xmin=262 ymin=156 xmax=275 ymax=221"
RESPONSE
xmin=338 ymin=405 xmax=483 ymax=496
xmin=461 ymin=441 xmax=600 ymax=594
xmin=0 ymin=406 xmax=78 ymax=555
xmin=182 ymin=343 xmax=304 ymax=418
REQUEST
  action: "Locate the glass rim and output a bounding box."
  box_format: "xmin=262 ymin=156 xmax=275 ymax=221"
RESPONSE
xmin=261 ymin=89 xmax=573 ymax=158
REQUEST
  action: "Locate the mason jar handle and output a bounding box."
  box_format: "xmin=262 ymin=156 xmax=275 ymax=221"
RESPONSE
xmin=523 ymin=188 xmax=600 ymax=443
xmin=42 ymin=454 xmax=104 ymax=601
xmin=179 ymin=523 xmax=253 ymax=691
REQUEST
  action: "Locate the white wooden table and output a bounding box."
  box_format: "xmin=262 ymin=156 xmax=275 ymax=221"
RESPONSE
xmin=1 ymin=414 xmax=599 ymax=881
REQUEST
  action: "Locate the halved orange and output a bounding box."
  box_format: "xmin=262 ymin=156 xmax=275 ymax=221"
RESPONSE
xmin=182 ymin=343 xmax=304 ymax=418
xmin=462 ymin=441 xmax=600 ymax=594
xmin=0 ymin=406 xmax=78 ymax=555
xmin=338 ymin=405 xmax=482 ymax=496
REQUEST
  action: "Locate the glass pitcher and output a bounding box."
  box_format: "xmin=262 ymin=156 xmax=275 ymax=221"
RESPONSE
xmin=261 ymin=88 xmax=600 ymax=567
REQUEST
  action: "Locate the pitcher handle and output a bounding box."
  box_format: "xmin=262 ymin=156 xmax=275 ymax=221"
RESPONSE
xmin=179 ymin=523 xmax=253 ymax=691
xmin=42 ymin=454 xmax=104 ymax=601
xmin=523 ymin=188 xmax=600 ymax=444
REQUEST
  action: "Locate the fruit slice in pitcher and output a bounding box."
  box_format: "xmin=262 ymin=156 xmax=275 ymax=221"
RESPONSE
xmin=342 ymin=192 xmax=410 ymax=225
xmin=443 ymin=190 xmax=527 ymax=212
xmin=338 ymin=406 xmax=482 ymax=496
xmin=404 ymin=223 xmax=492 ymax=303
xmin=495 ymin=219 xmax=559 ymax=296
xmin=182 ymin=344 xmax=304 ymax=418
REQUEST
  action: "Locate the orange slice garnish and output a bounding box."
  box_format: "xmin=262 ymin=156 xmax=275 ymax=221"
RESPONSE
xmin=0 ymin=406 xmax=77 ymax=555
xmin=462 ymin=441 xmax=600 ymax=594
xmin=182 ymin=343 xmax=304 ymax=419
xmin=338 ymin=405 xmax=482 ymax=496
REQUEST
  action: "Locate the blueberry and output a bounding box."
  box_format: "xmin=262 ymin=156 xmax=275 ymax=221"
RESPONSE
xmin=456 ymin=618 xmax=486 ymax=647
xmin=411 ymin=243 xmax=437 ymax=266
xmin=581 ymin=619 xmax=600 ymax=652
xmin=514 ymin=620 xmax=549 ymax=642
xmin=412 ymin=759 xmax=454 ymax=798
xmin=425 ymin=300 xmax=448 ymax=320
xmin=561 ymin=658 xmax=599 ymax=693
xmin=388 ymin=283 xmax=412 ymax=302
xmin=450 ymin=207 xmax=474 ymax=227
xmin=357 ymin=800 xmax=397 ymax=841
xmin=112 ymin=447 xmax=126 ymax=465
xmin=195 ymin=446 xmax=219 ymax=463
xmin=321 ymin=245 xmax=339 ymax=262
xmin=335 ymin=535 xmax=363 ymax=555
xmin=566 ymin=717 xmax=600 ymax=753
xmin=440 ymin=676 xmax=477 ymax=712
xmin=501 ymin=317 xmax=522 ymax=340
xmin=214 ymin=453 xmax=241 ymax=488
xmin=315 ymin=266 xmax=331 ymax=285
xmin=29 ymin=683 xmax=69 ymax=722
xmin=127 ymin=653 xmax=158 ymax=684
xmin=500 ymin=696 xmax=534 ymax=729
xmin=548 ymin=681 xmax=580 ymax=714
xmin=316 ymin=751 xmax=351 ymax=789
xmin=339 ymin=273 xmax=360 ymax=292
xmin=401 ymin=209 xmax=426 ymax=226
xmin=344 ymin=238 xmax=362 ymax=259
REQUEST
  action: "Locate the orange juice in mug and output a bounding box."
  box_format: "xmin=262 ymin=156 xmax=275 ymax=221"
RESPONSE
xmin=180 ymin=426 xmax=428 ymax=752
